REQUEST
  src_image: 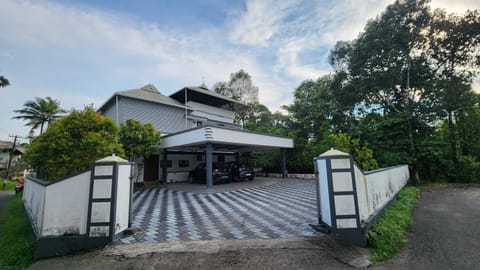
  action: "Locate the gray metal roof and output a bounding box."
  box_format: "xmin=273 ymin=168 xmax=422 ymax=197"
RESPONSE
xmin=115 ymin=84 xmax=186 ymax=109
xmin=169 ymin=85 xmax=247 ymax=111
xmin=186 ymin=85 xmax=244 ymax=105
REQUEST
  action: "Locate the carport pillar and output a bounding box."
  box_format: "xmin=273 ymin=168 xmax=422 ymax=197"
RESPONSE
xmin=281 ymin=148 xmax=287 ymax=179
xmin=206 ymin=142 xmax=213 ymax=189
xmin=161 ymin=150 xmax=168 ymax=184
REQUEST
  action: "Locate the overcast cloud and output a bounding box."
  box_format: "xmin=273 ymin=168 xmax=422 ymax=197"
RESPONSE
xmin=0 ymin=0 xmax=478 ymax=141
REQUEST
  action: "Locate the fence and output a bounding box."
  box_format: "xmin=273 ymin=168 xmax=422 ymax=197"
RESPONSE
xmin=23 ymin=155 xmax=132 ymax=258
xmin=314 ymin=149 xmax=409 ymax=246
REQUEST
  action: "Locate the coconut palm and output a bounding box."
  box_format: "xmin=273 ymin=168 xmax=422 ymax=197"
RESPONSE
xmin=12 ymin=97 xmax=66 ymax=134
xmin=0 ymin=75 xmax=9 ymax=87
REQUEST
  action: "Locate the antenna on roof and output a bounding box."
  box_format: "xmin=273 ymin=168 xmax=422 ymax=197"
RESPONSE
xmin=202 ymin=76 xmax=205 ymax=85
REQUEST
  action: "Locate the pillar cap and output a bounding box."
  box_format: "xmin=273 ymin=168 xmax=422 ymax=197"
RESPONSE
xmin=96 ymin=154 xmax=128 ymax=163
xmin=319 ymin=148 xmax=349 ymax=157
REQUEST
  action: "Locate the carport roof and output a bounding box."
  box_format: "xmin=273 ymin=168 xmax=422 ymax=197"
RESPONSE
xmin=161 ymin=125 xmax=294 ymax=152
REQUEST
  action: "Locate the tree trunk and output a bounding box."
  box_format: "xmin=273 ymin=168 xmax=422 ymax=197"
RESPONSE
xmin=407 ymin=116 xmax=420 ymax=185
xmin=447 ymin=110 xmax=458 ymax=182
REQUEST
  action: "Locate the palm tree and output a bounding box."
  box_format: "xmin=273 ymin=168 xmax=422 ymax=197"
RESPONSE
xmin=12 ymin=97 xmax=66 ymax=134
xmin=0 ymin=75 xmax=9 ymax=87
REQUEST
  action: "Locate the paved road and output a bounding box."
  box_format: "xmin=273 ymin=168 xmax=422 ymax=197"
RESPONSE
xmin=373 ymin=187 xmax=480 ymax=270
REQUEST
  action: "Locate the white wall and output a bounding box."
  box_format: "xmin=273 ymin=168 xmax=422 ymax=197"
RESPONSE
xmin=42 ymin=171 xmax=91 ymax=236
xmin=316 ymin=151 xmax=409 ymax=227
xmin=159 ymin=153 xmax=236 ymax=182
xmin=23 ymin=162 xmax=132 ymax=238
xmin=364 ymin=166 xmax=409 ymax=218
xmin=115 ymin=164 xmax=131 ymax=234
xmin=23 ymin=178 xmax=46 ymax=236
xmin=187 ymin=101 xmax=235 ymax=123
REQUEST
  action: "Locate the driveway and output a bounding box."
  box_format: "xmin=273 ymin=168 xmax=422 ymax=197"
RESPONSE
xmin=120 ymin=178 xmax=320 ymax=244
xmin=373 ymin=186 xmax=480 ymax=270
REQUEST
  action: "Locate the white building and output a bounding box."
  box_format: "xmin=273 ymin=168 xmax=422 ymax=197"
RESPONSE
xmin=98 ymin=84 xmax=293 ymax=188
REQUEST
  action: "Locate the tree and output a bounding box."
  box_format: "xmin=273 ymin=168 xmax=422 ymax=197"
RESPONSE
xmin=12 ymin=97 xmax=66 ymax=134
xmin=426 ymin=9 xmax=480 ymax=167
xmin=328 ymin=0 xmax=435 ymax=184
xmin=213 ymin=69 xmax=259 ymax=104
xmin=213 ymin=70 xmax=260 ymax=125
xmin=24 ymin=107 xmax=123 ymax=181
xmin=0 ymin=75 xmax=9 ymax=87
xmin=120 ymin=119 xmax=161 ymax=183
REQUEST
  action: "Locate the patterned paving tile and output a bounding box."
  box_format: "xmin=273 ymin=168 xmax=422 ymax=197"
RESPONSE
xmin=120 ymin=179 xmax=320 ymax=244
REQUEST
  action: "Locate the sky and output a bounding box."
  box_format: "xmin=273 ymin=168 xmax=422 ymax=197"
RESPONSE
xmin=0 ymin=0 xmax=479 ymax=143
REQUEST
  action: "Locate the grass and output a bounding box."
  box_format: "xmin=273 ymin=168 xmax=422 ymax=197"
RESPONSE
xmin=0 ymin=193 xmax=35 ymax=270
xmin=1 ymin=179 xmax=18 ymax=191
xmin=367 ymin=186 xmax=420 ymax=262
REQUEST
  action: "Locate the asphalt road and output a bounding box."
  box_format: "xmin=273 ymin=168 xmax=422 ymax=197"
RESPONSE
xmin=373 ymin=186 xmax=480 ymax=270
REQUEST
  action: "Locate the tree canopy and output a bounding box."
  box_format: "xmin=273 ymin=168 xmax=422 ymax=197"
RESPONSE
xmin=239 ymin=0 xmax=480 ymax=183
xmin=24 ymin=107 xmax=123 ymax=181
xmin=0 ymin=75 xmax=9 ymax=88
xmin=120 ymin=119 xmax=161 ymax=182
xmin=12 ymin=96 xmax=66 ymax=135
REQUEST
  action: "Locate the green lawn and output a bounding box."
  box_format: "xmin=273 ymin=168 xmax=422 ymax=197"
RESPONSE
xmin=1 ymin=179 xmax=17 ymax=191
xmin=0 ymin=193 xmax=34 ymax=269
xmin=368 ymin=186 xmax=420 ymax=262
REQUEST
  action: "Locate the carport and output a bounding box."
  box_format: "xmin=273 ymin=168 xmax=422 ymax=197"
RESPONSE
xmin=160 ymin=125 xmax=294 ymax=188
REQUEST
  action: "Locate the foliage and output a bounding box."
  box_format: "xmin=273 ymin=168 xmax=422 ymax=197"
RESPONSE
xmin=326 ymin=133 xmax=378 ymax=170
xmin=0 ymin=194 xmax=34 ymax=269
xmin=0 ymin=75 xmax=9 ymax=87
xmin=368 ymin=186 xmax=420 ymax=262
xmin=24 ymin=107 xmax=123 ymax=181
xmin=119 ymin=119 xmax=161 ymax=182
xmin=1 ymin=180 xmax=17 ymax=191
xmin=213 ymin=69 xmax=259 ymax=104
xmin=12 ymin=96 xmax=66 ymax=134
xmin=213 ymin=69 xmax=260 ymax=125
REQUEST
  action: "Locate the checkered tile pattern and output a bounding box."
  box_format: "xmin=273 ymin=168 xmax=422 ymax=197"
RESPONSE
xmin=120 ymin=180 xmax=319 ymax=244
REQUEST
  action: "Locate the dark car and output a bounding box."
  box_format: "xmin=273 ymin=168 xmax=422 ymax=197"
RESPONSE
xmin=225 ymin=161 xmax=254 ymax=181
xmin=188 ymin=162 xmax=230 ymax=184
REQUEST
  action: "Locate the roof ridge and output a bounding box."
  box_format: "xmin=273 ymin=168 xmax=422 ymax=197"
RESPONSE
xmin=140 ymin=84 xmax=160 ymax=93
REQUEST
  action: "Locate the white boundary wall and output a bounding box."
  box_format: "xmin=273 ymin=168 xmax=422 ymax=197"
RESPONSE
xmin=355 ymin=165 xmax=409 ymax=222
xmin=314 ymin=149 xmax=409 ymax=246
xmin=23 ymin=157 xmax=132 ymax=239
xmin=24 ymin=171 xmax=91 ymax=236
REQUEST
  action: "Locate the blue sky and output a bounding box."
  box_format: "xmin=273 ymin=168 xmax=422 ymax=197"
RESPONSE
xmin=1 ymin=0 xmax=479 ymax=142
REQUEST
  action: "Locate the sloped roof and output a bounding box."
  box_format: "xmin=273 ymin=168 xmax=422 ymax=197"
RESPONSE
xmin=170 ymin=85 xmax=247 ymax=111
xmin=97 ymin=84 xmax=187 ymax=113
xmin=115 ymin=84 xmax=185 ymax=109
xmin=0 ymin=140 xmax=25 ymax=154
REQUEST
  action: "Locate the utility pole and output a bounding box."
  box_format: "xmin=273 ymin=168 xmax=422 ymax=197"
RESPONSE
xmin=4 ymin=135 xmax=21 ymax=185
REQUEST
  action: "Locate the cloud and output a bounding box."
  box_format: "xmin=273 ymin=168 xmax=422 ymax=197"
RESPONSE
xmin=1 ymin=0 xmax=478 ymax=140
xmin=229 ymin=0 xmax=299 ymax=46
xmin=431 ymin=0 xmax=480 ymax=13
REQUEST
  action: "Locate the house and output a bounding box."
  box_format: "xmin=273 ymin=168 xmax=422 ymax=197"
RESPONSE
xmin=0 ymin=140 xmax=24 ymax=170
xmin=98 ymin=84 xmax=293 ymax=187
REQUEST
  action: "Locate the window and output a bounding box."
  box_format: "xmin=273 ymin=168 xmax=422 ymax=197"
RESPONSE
xmin=197 ymin=121 xmax=203 ymax=127
xmin=217 ymin=155 xmax=225 ymax=164
xmin=160 ymin=160 xmax=172 ymax=168
xmin=196 ymin=153 xmax=203 ymax=161
xmin=178 ymin=160 xmax=189 ymax=168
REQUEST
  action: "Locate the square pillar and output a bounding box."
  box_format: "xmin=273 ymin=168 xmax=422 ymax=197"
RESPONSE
xmin=161 ymin=150 xmax=168 ymax=184
xmin=206 ymin=143 xmax=213 ymax=189
xmin=281 ymin=148 xmax=287 ymax=179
